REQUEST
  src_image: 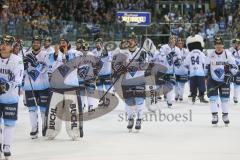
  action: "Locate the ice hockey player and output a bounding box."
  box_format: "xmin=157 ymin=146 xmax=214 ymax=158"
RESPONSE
xmin=232 ymin=38 xmax=240 ymax=103
xmin=117 ymin=33 xmax=147 ymax=132
xmin=157 ymin=35 xmax=181 ymax=107
xmin=12 ymin=42 xmax=21 ymax=57
xmin=92 ymin=38 xmax=113 ymax=106
xmin=41 ymin=37 xmax=54 ymax=54
xmin=77 ymin=41 xmax=99 ymax=112
xmin=0 ymin=35 xmax=24 ymax=159
xmin=228 ymin=38 xmax=237 ymax=55
xmin=75 ymin=38 xmax=85 ymax=52
xmin=54 ymin=37 xmax=80 ymax=64
xmin=23 ymin=36 xmax=50 ymax=139
xmin=184 ymin=34 xmax=208 ymax=104
xmin=174 ymin=38 xmax=189 ymax=101
xmin=206 ymin=36 xmax=238 ymax=126
xmin=41 ymin=37 xmax=60 ymax=79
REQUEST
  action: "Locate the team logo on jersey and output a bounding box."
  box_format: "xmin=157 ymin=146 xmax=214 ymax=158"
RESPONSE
xmin=128 ymin=66 xmax=138 ymax=77
xmin=77 ymin=65 xmax=90 ymax=79
xmin=58 ymin=65 xmax=70 ymax=77
xmin=214 ymin=68 xmax=224 ymax=79
xmin=28 ymin=70 xmax=40 ymax=81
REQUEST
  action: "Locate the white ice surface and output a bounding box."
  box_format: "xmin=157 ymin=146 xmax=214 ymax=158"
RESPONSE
xmin=11 ymin=86 xmax=240 ymax=160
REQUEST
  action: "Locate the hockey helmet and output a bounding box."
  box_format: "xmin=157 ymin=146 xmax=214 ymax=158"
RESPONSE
xmin=214 ymin=36 xmax=223 ymax=45
xmin=1 ymin=35 xmax=15 ymax=46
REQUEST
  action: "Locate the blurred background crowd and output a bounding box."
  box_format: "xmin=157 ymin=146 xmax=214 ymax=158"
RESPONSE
xmin=0 ymin=0 xmax=240 ymax=47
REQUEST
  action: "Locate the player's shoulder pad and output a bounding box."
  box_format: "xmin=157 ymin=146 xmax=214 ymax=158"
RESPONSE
xmin=225 ymin=49 xmax=234 ymax=58
xmin=10 ymin=54 xmax=23 ymax=65
xmin=87 ymin=51 xmax=95 ymax=56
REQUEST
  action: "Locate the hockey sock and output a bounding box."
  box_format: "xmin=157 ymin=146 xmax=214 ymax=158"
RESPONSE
xmin=29 ymin=107 xmax=38 ymax=132
xmin=210 ymin=96 xmax=218 ymax=113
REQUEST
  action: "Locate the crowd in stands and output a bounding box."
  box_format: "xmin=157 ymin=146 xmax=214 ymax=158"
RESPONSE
xmin=0 ymin=0 xmax=239 ymax=43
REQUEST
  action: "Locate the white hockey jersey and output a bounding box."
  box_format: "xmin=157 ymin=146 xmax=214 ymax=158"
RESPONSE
xmin=228 ymin=47 xmax=237 ymax=55
xmin=23 ymin=50 xmax=50 ymax=90
xmin=232 ymin=50 xmax=240 ymax=67
xmin=183 ymin=49 xmax=206 ymax=77
xmin=92 ymin=48 xmax=112 ymax=77
xmin=121 ymin=48 xmax=148 ymax=86
xmin=42 ymin=46 xmax=63 ymax=73
xmin=159 ymin=44 xmax=182 ymax=74
xmin=0 ymin=54 xmax=24 ymax=103
xmin=206 ymin=50 xmax=238 ymax=82
xmin=175 ymin=48 xmax=189 ymax=75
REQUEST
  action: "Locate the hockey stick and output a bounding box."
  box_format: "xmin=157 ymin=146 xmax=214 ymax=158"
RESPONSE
xmin=18 ymin=40 xmax=38 ymax=106
xmin=99 ymin=36 xmax=147 ymax=102
xmin=76 ymin=89 xmax=83 ymax=137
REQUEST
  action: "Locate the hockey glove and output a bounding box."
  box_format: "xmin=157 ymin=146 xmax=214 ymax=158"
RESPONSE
xmin=174 ymin=58 xmax=181 ymax=67
xmin=0 ymin=78 xmax=10 ymax=95
xmin=224 ymin=73 xmax=233 ymax=84
xmin=169 ymin=51 xmax=176 ymax=59
xmin=24 ymin=53 xmax=39 ymax=68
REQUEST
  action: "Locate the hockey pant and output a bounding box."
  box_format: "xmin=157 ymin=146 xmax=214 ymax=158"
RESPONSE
xmin=233 ymin=73 xmax=240 ymax=101
xmin=25 ymin=89 xmax=50 ymax=135
xmin=207 ymin=78 xmax=230 ymax=114
xmin=190 ymin=76 xmax=206 ymax=97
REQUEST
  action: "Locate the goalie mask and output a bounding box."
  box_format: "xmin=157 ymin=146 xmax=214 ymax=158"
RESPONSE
xmin=76 ymin=38 xmax=85 ymax=50
xmin=82 ymin=41 xmax=90 ymax=52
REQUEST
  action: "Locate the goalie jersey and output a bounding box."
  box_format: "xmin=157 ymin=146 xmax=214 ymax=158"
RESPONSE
xmin=0 ymin=54 xmax=24 ymax=103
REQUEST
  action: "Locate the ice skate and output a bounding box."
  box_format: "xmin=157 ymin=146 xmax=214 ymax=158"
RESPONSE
xmin=135 ymin=119 xmax=142 ymax=132
xmin=3 ymin=145 xmax=11 ymax=160
xmin=127 ymin=119 xmax=134 ymax=132
xmin=212 ymin=113 xmax=218 ymax=127
xmin=30 ymin=126 xmax=38 ymax=139
xmin=222 ymin=113 xmax=230 ymax=127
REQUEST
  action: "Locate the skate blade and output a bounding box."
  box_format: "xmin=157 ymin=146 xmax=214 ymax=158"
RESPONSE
xmin=4 ymin=156 xmax=10 ymax=160
xmin=128 ymin=129 xmax=133 ymax=133
xmin=134 ymin=129 xmax=140 ymax=133
xmin=212 ymin=124 xmax=218 ymax=127
xmin=31 ymin=135 xmax=38 ymax=139
xmin=224 ymin=123 xmax=229 ymax=127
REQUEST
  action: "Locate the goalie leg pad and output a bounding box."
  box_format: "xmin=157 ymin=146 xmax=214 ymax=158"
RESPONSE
xmin=46 ymin=92 xmax=63 ymax=140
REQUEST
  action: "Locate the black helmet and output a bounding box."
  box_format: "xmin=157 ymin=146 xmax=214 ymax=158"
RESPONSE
xmin=1 ymin=35 xmax=15 ymax=46
xmin=44 ymin=36 xmax=52 ymax=42
xmin=128 ymin=32 xmax=137 ymax=40
xmin=214 ymin=36 xmax=223 ymax=45
xmin=76 ymin=38 xmax=85 ymax=44
xmin=95 ymin=38 xmax=103 ymax=44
